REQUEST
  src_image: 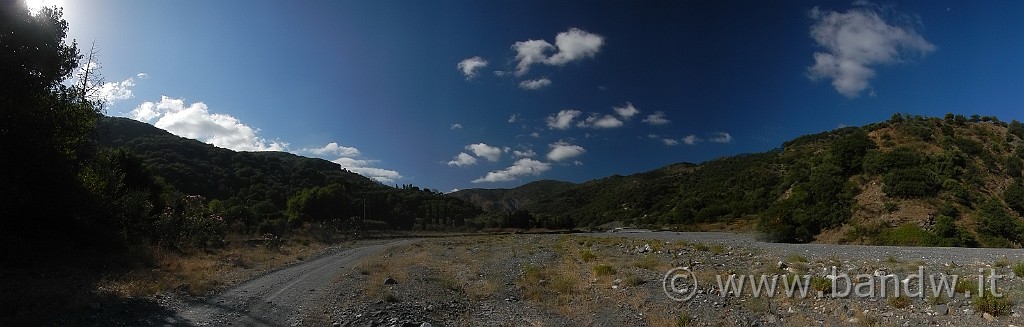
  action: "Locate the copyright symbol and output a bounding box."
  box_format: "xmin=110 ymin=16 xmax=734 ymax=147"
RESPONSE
xmin=662 ymin=266 xmax=697 ymax=302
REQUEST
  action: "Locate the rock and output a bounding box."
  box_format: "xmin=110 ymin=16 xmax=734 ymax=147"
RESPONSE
xmin=964 ymin=308 xmax=975 ymax=315
xmin=384 ymin=277 xmax=398 ymax=285
xmin=636 ymin=244 xmax=652 ymax=253
xmin=777 ymin=261 xmax=787 ymax=270
xmin=983 ymin=312 xmax=995 ymax=322
xmin=934 ymin=304 xmax=948 ymax=315
xmin=420 ymin=323 xmax=434 ymax=327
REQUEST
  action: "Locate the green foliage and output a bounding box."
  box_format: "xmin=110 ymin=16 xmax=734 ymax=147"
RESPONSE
xmin=1005 ymin=182 xmax=1024 ymax=217
xmin=1009 ymin=120 xmax=1024 ymax=140
xmin=593 ymin=264 xmax=616 ymax=276
xmin=974 ymin=290 xmax=1013 ymax=316
xmin=0 ymin=3 xmax=115 ymax=259
xmin=883 ymin=167 xmax=940 ymax=198
xmin=976 ymin=199 xmax=1023 ymax=247
xmin=1013 ymin=262 xmax=1024 ymax=278
xmin=872 ymin=224 xmax=936 ymax=246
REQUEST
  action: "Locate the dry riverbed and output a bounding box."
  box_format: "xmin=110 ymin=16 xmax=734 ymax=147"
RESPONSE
xmin=311 ymin=233 xmax=1024 ymax=327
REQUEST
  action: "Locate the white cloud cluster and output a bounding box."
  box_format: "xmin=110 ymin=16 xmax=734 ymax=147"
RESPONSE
xmin=807 ymin=5 xmax=935 ymax=98
xmin=450 ymin=123 xmax=463 ymax=130
xmin=332 ymin=158 xmax=403 ymax=184
xmin=130 ymin=96 xmax=288 ymax=152
xmin=547 ymin=141 xmax=586 ymax=162
xmin=546 ymin=109 xmax=582 ymax=130
xmin=519 ymin=77 xmax=552 ymax=90
xmin=93 ymin=77 xmax=136 ymax=105
xmin=577 ymin=114 xmax=623 ymax=129
xmin=512 ymin=28 xmax=604 ymax=76
xmin=457 ymin=56 xmax=488 ymax=80
xmin=682 ymin=134 xmax=700 ymax=145
xmin=642 ymin=111 xmax=671 ymax=125
xmin=614 ymin=102 xmax=639 ymax=119
xmin=447 ymin=152 xmax=478 ymax=167
xmin=508 ymin=113 xmax=519 ymax=123
xmin=466 ymin=143 xmax=502 ymax=162
xmin=708 ymin=132 xmax=733 ymax=143
xmin=662 ymin=138 xmax=679 ymax=146
xmin=472 ymin=158 xmax=551 ymax=183
xmin=513 ymin=149 xmax=536 ymax=158
xmin=305 ymin=142 xmax=360 ymax=157
xmin=130 ymin=96 xmax=403 ymax=183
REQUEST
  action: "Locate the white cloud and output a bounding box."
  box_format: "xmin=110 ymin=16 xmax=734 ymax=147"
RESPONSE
xmin=614 ymin=102 xmax=640 ymax=119
xmin=647 ymin=134 xmax=660 ymax=139
xmin=511 ymin=28 xmax=604 ymax=76
xmin=131 ymin=96 xmax=403 ymax=183
xmin=709 ymin=132 xmax=733 ymax=143
xmin=807 ymin=5 xmax=935 ymax=98
xmin=508 ymin=113 xmax=519 ymax=123
xmin=546 ymin=28 xmax=605 ymax=66
xmin=447 ymin=152 xmax=478 ymax=167
xmin=682 ymin=134 xmax=700 ymax=145
xmin=530 ymin=132 xmax=541 ymax=138
xmin=305 ymin=142 xmax=360 ymax=157
xmin=512 ymin=39 xmax=554 ymax=76
xmin=547 ymin=141 xmax=586 ymax=162
xmin=577 ymin=113 xmax=623 ymax=129
xmin=450 ymin=123 xmax=463 ymax=130
xmin=519 ymin=77 xmax=552 ymax=90
xmin=546 ymin=109 xmax=581 ymax=130
xmin=457 ymin=56 xmax=489 ymax=80
xmin=129 ymin=96 xmax=287 ymax=152
xmin=332 ymin=158 xmax=403 ymax=184
xmin=513 ymin=149 xmax=536 ymax=158
xmin=472 ymin=158 xmax=552 ymax=183
xmin=136 ymin=72 xmax=149 ymax=79
xmin=662 ymin=138 xmax=679 ymax=146
xmin=466 ymin=143 xmax=502 ymax=162
xmin=92 ymin=77 xmax=136 ymax=105
xmin=447 ymin=188 xmax=460 ymax=193
xmin=642 ymin=111 xmax=671 ymax=125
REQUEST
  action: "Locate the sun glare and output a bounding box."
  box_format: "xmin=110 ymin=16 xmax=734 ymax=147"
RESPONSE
xmin=25 ymin=0 xmax=63 ymax=16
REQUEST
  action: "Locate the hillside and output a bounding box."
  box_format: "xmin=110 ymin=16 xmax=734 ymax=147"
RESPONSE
xmin=96 ymin=116 xmax=482 ymax=234
xmin=454 ymin=114 xmax=1024 ymax=247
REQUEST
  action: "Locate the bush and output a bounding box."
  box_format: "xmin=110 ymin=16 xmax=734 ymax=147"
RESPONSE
xmin=975 ymin=290 xmax=1013 ymax=316
xmin=883 ymin=167 xmax=940 ymax=198
xmin=593 ymin=264 xmax=616 ymax=276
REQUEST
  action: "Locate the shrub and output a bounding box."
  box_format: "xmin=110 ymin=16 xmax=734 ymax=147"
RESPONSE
xmin=1013 ymin=262 xmax=1024 ymax=278
xmin=883 ymin=167 xmax=940 ymax=198
xmin=579 ymin=249 xmax=596 ymax=262
xmin=975 ymin=290 xmax=1013 ymax=316
xmin=593 ymin=264 xmax=616 ymax=276
xmin=889 ymin=295 xmax=911 ymax=309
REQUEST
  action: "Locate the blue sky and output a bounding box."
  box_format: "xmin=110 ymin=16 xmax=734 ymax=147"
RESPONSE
xmin=43 ymin=0 xmax=1024 ymax=192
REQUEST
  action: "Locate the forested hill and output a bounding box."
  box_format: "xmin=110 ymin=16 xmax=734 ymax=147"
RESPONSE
xmin=96 ymin=116 xmax=481 ymax=234
xmin=454 ymin=114 xmax=1024 ymax=247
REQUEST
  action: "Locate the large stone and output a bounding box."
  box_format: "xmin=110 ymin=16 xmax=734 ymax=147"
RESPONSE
xmin=934 ymin=304 xmax=948 ymax=316
xmin=983 ymin=312 xmax=996 ymax=322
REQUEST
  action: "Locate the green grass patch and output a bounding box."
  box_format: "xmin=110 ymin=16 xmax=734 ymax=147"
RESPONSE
xmin=975 ymin=290 xmax=1013 ymax=316
xmin=579 ymin=249 xmax=596 ymax=262
xmin=593 ymin=264 xmax=616 ymax=276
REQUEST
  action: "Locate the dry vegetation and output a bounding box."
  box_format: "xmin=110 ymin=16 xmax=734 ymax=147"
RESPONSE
xmin=96 ymin=239 xmax=333 ymax=298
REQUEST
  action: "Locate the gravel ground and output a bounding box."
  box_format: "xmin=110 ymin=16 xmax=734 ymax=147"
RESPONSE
xmin=87 ymin=232 xmax=1024 ymax=326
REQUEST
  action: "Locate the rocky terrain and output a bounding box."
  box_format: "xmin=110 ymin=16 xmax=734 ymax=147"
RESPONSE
xmin=292 ymin=232 xmax=1024 ymax=326
xmin=66 ymin=232 xmax=1024 ymax=326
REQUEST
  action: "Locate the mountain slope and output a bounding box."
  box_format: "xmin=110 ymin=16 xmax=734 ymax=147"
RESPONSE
xmin=455 ymin=114 xmax=1024 ymax=247
xmin=96 ymin=116 xmax=481 ymax=231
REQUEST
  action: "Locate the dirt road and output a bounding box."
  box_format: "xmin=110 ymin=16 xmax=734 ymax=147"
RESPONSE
xmin=169 ymin=239 xmax=419 ymax=326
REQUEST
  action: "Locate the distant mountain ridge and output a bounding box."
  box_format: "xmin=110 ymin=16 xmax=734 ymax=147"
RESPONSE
xmin=454 ymin=114 xmax=1024 ymax=247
